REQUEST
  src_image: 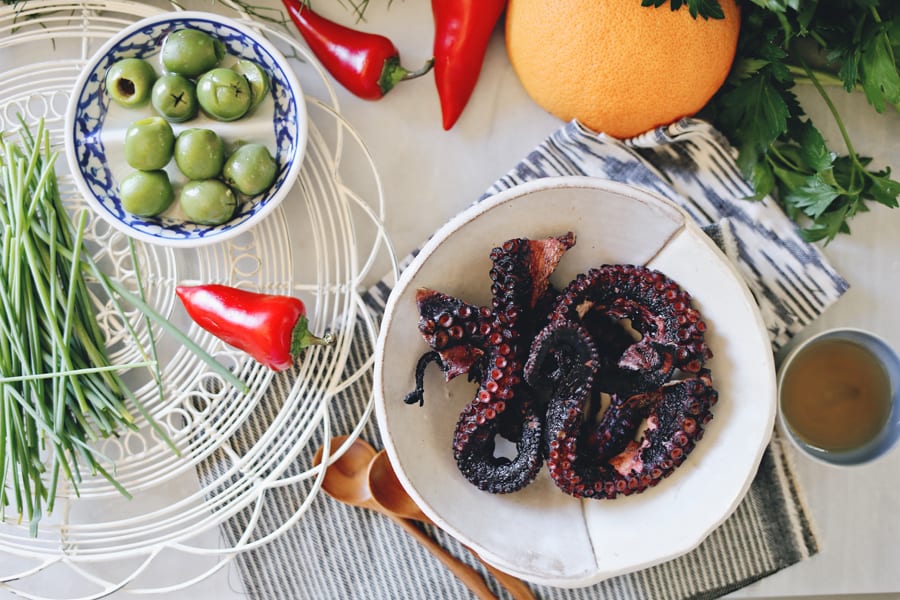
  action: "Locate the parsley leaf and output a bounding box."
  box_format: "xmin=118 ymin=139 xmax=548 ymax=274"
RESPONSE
xmin=793 ymin=119 xmax=835 ymax=173
xmin=705 ymin=0 xmax=900 ymax=244
xmin=641 ymin=0 xmax=725 ymax=20
xmin=870 ymin=169 xmax=900 ymax=207
xmin=859 ymin=25 xmax=900 ymax=111
xmin=784 ymin=174 xmax=840 ymax=219
xmin=720 ymin=72 xmax=791 ymax=171
xmin=801 ymin=207 xmax=852 ymax=243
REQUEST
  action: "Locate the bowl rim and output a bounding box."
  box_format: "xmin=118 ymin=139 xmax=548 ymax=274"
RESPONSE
xmin=373 ymin=175 xmax=776 ymax=586
xmin=63 ymin=10 xmax=307 ymax=248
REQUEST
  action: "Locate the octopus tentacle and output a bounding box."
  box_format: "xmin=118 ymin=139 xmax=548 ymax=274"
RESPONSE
xmin=549 ymin=264 xmax=713 ymax=395
xmin=590 ymin=371 xmax=718 ymax=498
xmin=524 ymin=319 xmax=599 ymax=390
xmin=540 ymin=365 xmax=717 ymax=499
xmin=402 ymin=351 xmax=442 ymax=407
xmin=414 ymin=289 xmax=491 ymax=382
xmin=524 ymin=319 xmax=600 ymax=461
xmin=453 ymin=391 xmax=544 ymax=493
xmin=451 ymin=233 xmax=575 ymax=493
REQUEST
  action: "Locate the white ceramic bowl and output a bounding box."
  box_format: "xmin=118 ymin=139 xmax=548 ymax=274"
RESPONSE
xmin=374 ymin=176 xmax=776 ymax=587
xmin=64 ymin=12 xmax=307 ymax=247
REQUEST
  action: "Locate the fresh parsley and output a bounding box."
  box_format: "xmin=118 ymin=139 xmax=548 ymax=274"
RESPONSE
xmin=693 ymin=0 xmax=900 ymax=243
xmin=641 ymin=0 xmax=725 ymax=20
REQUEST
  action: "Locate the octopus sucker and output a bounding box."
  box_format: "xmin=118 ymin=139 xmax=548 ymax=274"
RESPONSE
xmin=405 ymin=234 xmax=719 ymax=500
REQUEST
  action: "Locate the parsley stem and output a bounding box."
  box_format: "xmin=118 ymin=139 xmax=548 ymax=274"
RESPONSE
xmin=768 ymin=144 xmax=802 ymax=173
xmin=786 ymin=65 xmax=845 ymax=89
xmin=870 ymin=6 xmax=882 ymax=25
xmin=808 ymin=30 xmax=828 ymax=49
xmin=799 ymin=60 xmax=862 ymax=170
xmin=869 ymin=7 xmax=897 ymax=72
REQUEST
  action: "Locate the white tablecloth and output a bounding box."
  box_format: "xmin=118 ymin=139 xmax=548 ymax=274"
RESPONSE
xmin=2 ymin=0 xmax=899 ymax=597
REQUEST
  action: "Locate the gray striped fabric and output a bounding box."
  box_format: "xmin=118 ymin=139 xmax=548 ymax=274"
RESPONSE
xmin=209 ymin=118 xmax=840 ymax=599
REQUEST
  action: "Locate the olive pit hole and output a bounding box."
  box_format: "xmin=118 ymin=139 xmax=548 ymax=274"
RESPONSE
xmin=116 ymin=78 xmax=136 ymax=97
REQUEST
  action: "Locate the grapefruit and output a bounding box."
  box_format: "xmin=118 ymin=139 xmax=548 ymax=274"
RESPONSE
xmin=505 ymin=0 xmax=741 ymax=138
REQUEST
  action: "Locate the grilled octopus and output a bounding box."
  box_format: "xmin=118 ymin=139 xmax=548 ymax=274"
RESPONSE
xmin=405 ymin=234 xmax=718 ymax=499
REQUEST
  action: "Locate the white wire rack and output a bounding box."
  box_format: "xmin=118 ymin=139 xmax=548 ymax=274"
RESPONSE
xmin=0 ymin=1 xmax=397 ymax=597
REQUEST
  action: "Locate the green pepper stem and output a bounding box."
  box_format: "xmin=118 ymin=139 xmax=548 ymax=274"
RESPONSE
xmin=290 ymin=316 xmax=334 ymax=362
xmin=401 ymin=57 xmax=436 ymax=81
xmin=378 ymin=57 xmax=435 ymax=96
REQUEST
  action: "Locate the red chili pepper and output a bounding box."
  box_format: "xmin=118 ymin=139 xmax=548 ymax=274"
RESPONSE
xmin=282 ymin=0 xmax=433 ymax=100
xmin=432 ymin=0 xmax=507 ymax=130
xmin=175 ymin=284 xmax=333 ymax=372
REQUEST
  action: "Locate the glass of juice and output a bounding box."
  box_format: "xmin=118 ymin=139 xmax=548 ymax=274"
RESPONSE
xmin=777 ymin=328 xmax=900 ymax=466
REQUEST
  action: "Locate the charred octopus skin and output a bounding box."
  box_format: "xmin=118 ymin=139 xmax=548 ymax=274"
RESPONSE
xmin=406 ymin=233 xmax=575 ymax=494
xmin=527 ymin=264 xmax=718 ymax=499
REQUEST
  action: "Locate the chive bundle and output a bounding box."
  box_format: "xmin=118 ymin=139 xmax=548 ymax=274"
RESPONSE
xmin=0 ymin=120 xmax=248 ymax=536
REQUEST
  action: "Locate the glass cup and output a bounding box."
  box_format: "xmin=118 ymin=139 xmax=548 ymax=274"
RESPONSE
xmin=777 ymin=328 xmax=900 ymax=466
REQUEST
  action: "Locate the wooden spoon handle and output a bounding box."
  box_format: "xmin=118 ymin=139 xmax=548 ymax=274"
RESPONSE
xmin=391 ymin=516 xmax=497 ymax=600
xmin=480 ymin=560 xmax=537 ymax=600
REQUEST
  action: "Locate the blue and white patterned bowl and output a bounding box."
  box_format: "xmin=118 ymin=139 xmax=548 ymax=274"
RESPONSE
xmin=64 ymin=12 xmax=307 ymax=247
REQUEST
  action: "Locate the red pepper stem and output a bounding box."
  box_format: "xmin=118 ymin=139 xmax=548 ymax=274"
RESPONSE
xmin=379 ymin=57 xmax=435 ymax=95
xmin=291 ymin=315 xmax=335 ymax=360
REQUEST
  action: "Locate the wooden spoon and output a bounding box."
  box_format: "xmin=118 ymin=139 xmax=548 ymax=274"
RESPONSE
xmin=367 ymin=449 xmax=538 ymax=600
xmin=313 ymin=436 xmax=497 ymax=600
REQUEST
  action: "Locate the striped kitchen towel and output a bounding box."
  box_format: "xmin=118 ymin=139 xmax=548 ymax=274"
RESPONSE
xmin=212 ymin=118 xmax=844 ymax=599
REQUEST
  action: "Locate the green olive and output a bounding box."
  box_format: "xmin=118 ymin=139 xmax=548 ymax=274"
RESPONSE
xmin=161 ymin=29 xmax=225 ymax=78
xmin=124 ymin=117 xmax=175 ymax=171
xmin=174 ymin=128 xmax=225 ymax=180
xmin=180 ymin=179 xmax=237 ymax=225
xmin=222 ymin=144 xmax=278 ymax=196
xmin=196 ymin=68 xmax=252 ymax=122
xmin=231 ymin=59 xmax=270 ymax=109
xmin=151 ymin=74 xmax=198 ymax=122
xmin=106 ymin=58 xmax=157 ymax=108
xmin=119 ymin=170 xmax=174 ymax=217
